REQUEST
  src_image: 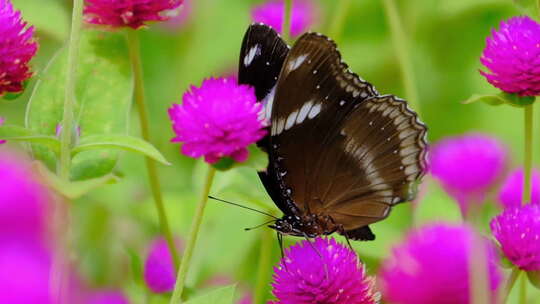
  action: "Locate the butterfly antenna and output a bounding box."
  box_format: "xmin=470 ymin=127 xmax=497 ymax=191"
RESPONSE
xmin=208 ymin=196 xmax=278 ymax=219
xmin=244 ymin=219 xmax=276 ymax=231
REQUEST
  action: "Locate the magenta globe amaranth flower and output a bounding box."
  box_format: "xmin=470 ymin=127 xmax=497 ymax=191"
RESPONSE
xmin=0 ymin=240 xmax=51 ymax=304
xmin=0 ymin=0 xmax=38 ymax=96
xmin=490 ymin=204 xmax=540 ymax=271
xmin=430 ymin=133 xmax=507 ymax=216
xmin=480 ymin=16 xmax=540 ymax=96
xmin=144 ymin=237 xmax=182 ymax=293
xmin=252 ymin=0 xmax=317 ymax=37
xmin=380 ymin=224 xmax=501 ymax=304
xmin=0 ymin=150 xmax=50 ymax=242
xmin=498 ymin=168 xmax=540 ymax=208
xmin=84 ymin=0 xmax=184 ymax=30
xmin=270 ymin=237 xmax=379 ymax=304
xmin=168 ymin=77 xmax=266 ymax=164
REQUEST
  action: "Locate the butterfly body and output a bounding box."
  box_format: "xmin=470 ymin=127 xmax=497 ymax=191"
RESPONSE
xmin=239 ymin=24 xmax=427 ymax=241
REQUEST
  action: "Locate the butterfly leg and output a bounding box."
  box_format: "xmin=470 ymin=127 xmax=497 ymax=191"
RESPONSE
xmin=276 ymin=231 xmax=288 ymax=271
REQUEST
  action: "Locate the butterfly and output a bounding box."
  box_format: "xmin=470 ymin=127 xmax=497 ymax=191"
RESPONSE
xmin=238 ymin=23 xmax=428 ymax=242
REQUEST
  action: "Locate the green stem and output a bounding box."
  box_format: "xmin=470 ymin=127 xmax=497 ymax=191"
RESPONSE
xmin=469 ymin=233 xmax=489 ymax=304
xmin=328 ymin=0 xmax=352 ymax=43
xmin=126 ymin=30 xmax=180 ymax=269
xmin=381 ymin=0 xmax=421 ymax=114
xmin=503 ymin=268 xmax=521 ymax=304
xmin=58 ymin=0 xmax=84 ymax=180
xmin=253 ymin=220 xmax=274 ymax=304
xmin=519 ymin=271 xmax=527 ymax=304
xmin=282 ymin=0 xmax=293 ymax=42
xmin=169 ymin=166 xmax=216 ymax=304
xmin=523 ymin=104 xmax=533 ymax=205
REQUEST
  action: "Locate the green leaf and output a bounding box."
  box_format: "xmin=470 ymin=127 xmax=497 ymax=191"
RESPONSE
xmin=239 ymin=145 xmax=269 ymax=171
xmin=0 ymin=125 xmax=60 ymax=154
xmin=26 ymin=29 xmax=133 ymax=180
xmin=12 ymin=0 xmax=69 ymax=41
xmin=528 ymin=270 xmax=540 ymax=289
xmin=462 ymin=93 xmax=535 ymax=107
xmin=125 ymin=247 xmax=144 ymax=286
xmin=212 ymin=157 xmax=235 ymax=171
xmin=72 ymin=134 xmax=170 ymax=165
xmin=34 ymin=162 xmax=119 ymax=199
xmin=185 ymin=285 xmax=236 ymax=304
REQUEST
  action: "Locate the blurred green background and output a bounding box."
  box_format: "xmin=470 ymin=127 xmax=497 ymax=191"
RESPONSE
xmin=2 ymin=0 xmax=540 ymax=302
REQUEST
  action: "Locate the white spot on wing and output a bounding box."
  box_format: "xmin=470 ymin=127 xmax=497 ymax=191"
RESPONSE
xmin=287 ymin=54 xmax=308 ymax=71
xmin=308 ymin=103 xmax=322 ymax=119
xmin=243 ymin=44 xmax=261 ymax=67
xmin=296 ymin=101 xmax=313 ymax=123
xmin=285 ymin=110 xmax=298 ymax=130
xmin=262 ymin=85 xmax=276 ymax=120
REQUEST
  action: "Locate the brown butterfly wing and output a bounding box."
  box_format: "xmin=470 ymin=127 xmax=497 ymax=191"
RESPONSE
xmin=268 ymin=33 xmax=427 ymax=238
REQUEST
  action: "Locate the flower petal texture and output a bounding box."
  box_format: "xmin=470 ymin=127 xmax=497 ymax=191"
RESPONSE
xmin=380 ymin=224 xmax=501 ymax=304
xmin=251 ymin=0 xmax=317 ymax=37
xmin=84 ymin=0 xmax=184 ymax=29
xmin=430 ymin=133 xmax=507 ymax=215
xmin=0 ymin=150 xmax=50 ymax=242
xmin=143 ymin=237 xmax=181 ymax=293
xmin=168 ymin=77 xmax=266 ymax=164
xmin=480 ymin=16 xmax=540 ymax=96
xmin=498 ymin=167 xmax=540 ymax=208
xmin=0 ymin=0 xmax=38 ymax=95
xmin=490 ymin=204 xmax=540 ymax=271
xmin=0 ymin=240 xmax=52 ymax=304
xmin=271 ymin=237 xmax=379 ymax=304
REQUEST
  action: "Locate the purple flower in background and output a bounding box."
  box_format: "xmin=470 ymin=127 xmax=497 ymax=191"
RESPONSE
xmin=480 ymin=16 xmax=540 ymax=96
xmin=251 ymin=0 xmax=317 ymax=37
xmin=380 ymin=224 xmax=501 ymax=304
xmin=0 ymin=0 xmax=38 ymax=96
xmin=498 ymin=168 xmax=540 ymax=208
xmin=168 ymin=77 xmax=266 ymax=164
xmin=144 ymin=237 xmax=182 ymax=293
xmin=0 ymin=240 xmax=52 ymax=304
xmin=0 ymin=150 xmax=50 ymax=242
xmin=430 ymin=133 xmax=507 ymax=216
xmin=270 ymin=237 xmax=379 ymax=304
xmin=490 ymin=204 xmax=540 ymax=271
xmin=84 ymin=0 xmax=184 ymax=30
xmin=86 ymin=290 xmax=129 ymax=304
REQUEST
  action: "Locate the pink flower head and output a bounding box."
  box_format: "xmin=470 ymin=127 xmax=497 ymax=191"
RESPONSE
xmin=84 ymin=0 xmax=184 ymax=30
xmin=251 ymin=0 xmax=317 ymax=37
xmin=0 ymin=150 xmax=50 ymax=242
xmin=0 ymin=240 xmax=52 ymax=304
xmin=480 ymin=16 xmax=540 ymax=96
xmin=490 ymin=204 xmax=540 ymax=271
xmin=271 ymin=237 xmax=379 ymax=304
xmin=143 ymin=237 xmax=182 ymax=293
xmin=0 ymin=117 xmax=5 ymax=144
xmin=498 ymin=167 xmax=540 ymax=208
xmin=0 ymin=0 xmax=38 ymax=96
xmin=168 ymin=77 xmax=266 ymax=164
xmin=430 ymin=133 xmax=507 ymax=216
xmin=87 ymin=290 xmax=129 ymax=304
xmin=380 ymin=224 xmax=502 ymax=304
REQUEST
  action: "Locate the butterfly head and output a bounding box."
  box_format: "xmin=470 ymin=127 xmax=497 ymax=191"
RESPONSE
xmin=269 ymin=215 xmax=323 ymax=238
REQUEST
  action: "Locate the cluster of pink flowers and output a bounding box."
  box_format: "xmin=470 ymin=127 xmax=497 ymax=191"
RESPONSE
xmin=0 ymin=0 xmax=37 ymax=96
xmin=84 ymin=0 xmax=184 ymax=29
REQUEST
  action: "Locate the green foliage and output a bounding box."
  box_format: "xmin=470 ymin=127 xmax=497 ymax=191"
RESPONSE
xmin=72 ymin=134 xmax=170 ymax=165
xmin=185 ymin=285 xmax=236 ymax=304
xmin=0 ymin=124 xmax=60 ymax=154
xmin=26 ymin=29 xmax=133 ymax=180
xmin=463 ymin=93 xmax=536 ymax=107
